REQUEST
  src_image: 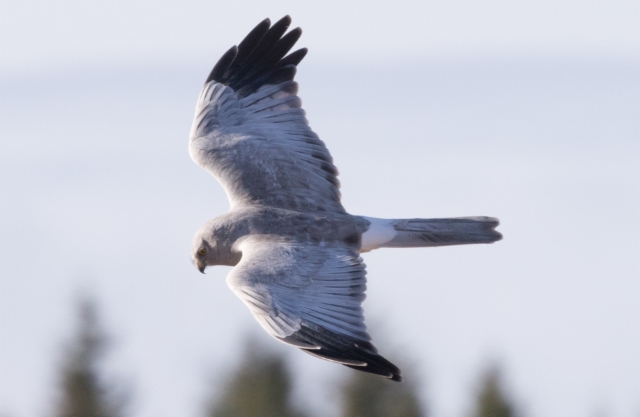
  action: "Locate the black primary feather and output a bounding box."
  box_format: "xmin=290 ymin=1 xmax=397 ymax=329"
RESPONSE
xmin=283 ymin=324 xmax=403 ymax=382
xmin=205 ymin=46 xmax=237 ymax=84
xmin=229 ymin=18 xmax=271 ymax=72
xmin=205 ymin=15 xmax=307 ymax=98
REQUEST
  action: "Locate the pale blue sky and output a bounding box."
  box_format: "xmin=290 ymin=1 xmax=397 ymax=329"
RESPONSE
xmin=1 ymin=1 xmax=639 ymax=417
xmin=1 ymin=0 xmax=638 ymax=76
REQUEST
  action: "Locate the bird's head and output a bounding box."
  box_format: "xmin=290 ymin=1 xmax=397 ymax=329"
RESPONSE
xmin=191 ymin=234 xmax=216 ymax=274
xmin=191 ymin=221 xmax=221 ymax=274
xmin=191 ymin=219 xmax=242 ymax=273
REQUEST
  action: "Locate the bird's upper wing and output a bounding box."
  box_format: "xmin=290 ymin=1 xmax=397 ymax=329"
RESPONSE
xmin=189 ymin=16 xmax=344 ymax=214
xmin=226 ymin=236 xmax=402 ymax=381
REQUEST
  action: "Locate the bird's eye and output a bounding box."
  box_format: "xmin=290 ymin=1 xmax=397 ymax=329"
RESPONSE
xmin=198 ymin=247 xmax=206 ymax=256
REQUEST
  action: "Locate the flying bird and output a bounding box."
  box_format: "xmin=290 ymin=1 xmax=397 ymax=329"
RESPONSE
xmin=189 ymin=16 xmax=502 ymax=382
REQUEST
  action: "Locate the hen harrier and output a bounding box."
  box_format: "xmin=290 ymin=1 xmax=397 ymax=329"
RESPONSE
xmin=189 ymin=16 xmax=501 ymax=382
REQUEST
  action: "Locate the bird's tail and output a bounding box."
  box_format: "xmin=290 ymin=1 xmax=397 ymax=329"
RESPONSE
xmin=359 ymin=216 xmax=502 ymax=252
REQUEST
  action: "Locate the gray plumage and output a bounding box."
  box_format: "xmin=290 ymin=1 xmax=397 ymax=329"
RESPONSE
xmin=188 ymin=16 xmax=502 ymax=382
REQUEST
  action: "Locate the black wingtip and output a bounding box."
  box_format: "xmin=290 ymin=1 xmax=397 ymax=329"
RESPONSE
xmin=275 ymin=15 xmax=292 ymax=28
xmin=278 ymin=48 xmax=308 ymax=68
xmin=285 ymin=324 xmax=403 ymax=382
xmin=390 ymin=373 xmax=404 ymax=383
xmin=205 ymin=16 xmax=307 ymax=97
xmin=343 ymin=358 xmax=403 ymax=382
xmin=205 ymin=45 xmax=238 ymax=84
xmin=248 ymin=18 xmax=272 ymax=38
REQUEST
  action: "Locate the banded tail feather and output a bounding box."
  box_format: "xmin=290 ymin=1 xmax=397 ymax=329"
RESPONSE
xmin=360 ymin=216 xmax=502 ymax=252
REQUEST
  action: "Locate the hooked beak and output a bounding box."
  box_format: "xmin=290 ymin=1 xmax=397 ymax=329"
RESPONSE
xmin=196 ymin=260 xmax=206 ymax=274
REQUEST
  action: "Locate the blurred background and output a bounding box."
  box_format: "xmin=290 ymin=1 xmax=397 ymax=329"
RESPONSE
xmin=1 ymin=1 xmax=638 ymax=416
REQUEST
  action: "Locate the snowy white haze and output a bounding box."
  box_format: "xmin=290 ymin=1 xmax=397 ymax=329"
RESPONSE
xmin=0 ymin=1 xmax=638 ymax=417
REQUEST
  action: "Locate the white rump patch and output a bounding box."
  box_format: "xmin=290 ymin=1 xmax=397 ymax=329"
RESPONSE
xmin=359 ymin=217 xmax=397 ymax=253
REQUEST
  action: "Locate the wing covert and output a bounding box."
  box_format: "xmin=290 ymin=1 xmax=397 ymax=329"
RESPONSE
xmin=189 ymin=16 xmax=344 ymax=213
xmin=226 ymin=237 xmax=402 ymax=381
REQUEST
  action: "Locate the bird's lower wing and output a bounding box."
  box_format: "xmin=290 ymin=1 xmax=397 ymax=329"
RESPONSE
xmin=226 ymin=237 xmax=402 ymax=381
